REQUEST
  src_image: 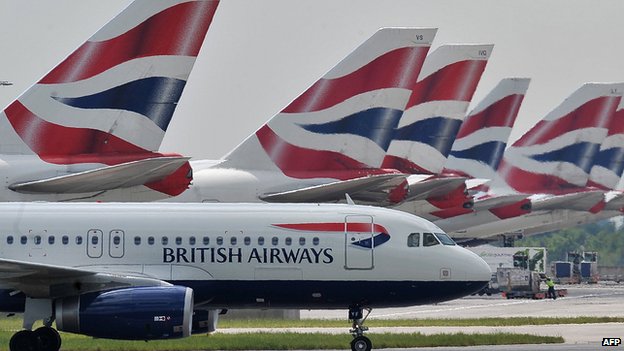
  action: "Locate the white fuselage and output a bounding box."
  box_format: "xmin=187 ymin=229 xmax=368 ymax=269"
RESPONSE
xmin=0 ymin=202 xmax=489 ymax=309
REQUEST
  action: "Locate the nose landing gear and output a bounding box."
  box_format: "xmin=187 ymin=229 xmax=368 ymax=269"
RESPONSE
xmin=349 ymin=305 xmax=372 ymax=351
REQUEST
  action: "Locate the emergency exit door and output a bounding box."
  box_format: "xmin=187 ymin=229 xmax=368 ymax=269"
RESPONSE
xmin=344 ymin=215 xmax=374 ymax=270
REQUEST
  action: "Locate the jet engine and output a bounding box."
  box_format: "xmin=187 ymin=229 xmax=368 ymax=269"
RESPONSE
xmin=56 ymin=286 xmax=193 ymax=340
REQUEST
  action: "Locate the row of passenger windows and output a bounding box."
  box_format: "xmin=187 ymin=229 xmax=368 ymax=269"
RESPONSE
xmin=5 ymin=235 xmax=321 ymax=247
xmin=407 ymin=232 xmax=456 ymax=247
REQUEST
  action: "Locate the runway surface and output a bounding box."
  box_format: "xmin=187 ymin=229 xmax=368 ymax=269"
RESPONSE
xmin=222 ymin=283 xmax=624 ymax=350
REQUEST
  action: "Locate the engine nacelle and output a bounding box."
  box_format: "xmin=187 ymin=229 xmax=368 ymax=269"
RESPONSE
xmin=191 ymin=309 xmax=222 ymax=334
xmin=56 ymin=286 xmax=193 ymax=340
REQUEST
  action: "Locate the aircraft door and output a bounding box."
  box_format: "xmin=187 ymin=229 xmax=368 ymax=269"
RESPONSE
xmin=344 ymin=215 xmax=374 ymax=270
xmin=87 ymin=229 xmax=103 ymax=258
xmin=109 ymin=230 xmax=125 ymax=258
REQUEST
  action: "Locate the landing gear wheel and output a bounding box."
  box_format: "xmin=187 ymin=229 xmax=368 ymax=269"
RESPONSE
xmin=34 ymin=327 xmax=61 ymax=351
xmin=351 ymin=335 xmax=372 ymax=351
xmin=9 ymin=330 xmax=37 ymax=351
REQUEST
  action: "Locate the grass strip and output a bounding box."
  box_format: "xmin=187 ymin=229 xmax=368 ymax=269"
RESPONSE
xmin=0 ymin=331 xmax=564 ymax=350
xmin=218 ymin=316 xmax=624 ymax=328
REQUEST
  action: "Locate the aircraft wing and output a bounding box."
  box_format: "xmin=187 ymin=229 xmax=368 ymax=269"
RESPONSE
xmin=405 ymin=175 xmax=468 ymax=201
xmin=9 ymin=156 xmax=190 ymax=194
xmin=0 ymin=258 xmax=170 ymax=299
xmin=260 ymin=174 xmax=406 ymax=203
xmin=530 ymin=190 xmax=605 ymax=211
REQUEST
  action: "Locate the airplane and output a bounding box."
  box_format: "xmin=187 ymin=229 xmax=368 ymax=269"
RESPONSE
xmin=0 ymin=0 xmax=220 ymax=202
xmin=172 ymin=27 xmax=438 ymax=205
xmin=442 ymin=82 xmax=624 ymax=243
xmin=381 ymin=44 xmax=493 ymax=217
xmin=0 ymin=201 xmax=491 ymax=351
xmin=428 ymin=78 xmax=532 ymax=225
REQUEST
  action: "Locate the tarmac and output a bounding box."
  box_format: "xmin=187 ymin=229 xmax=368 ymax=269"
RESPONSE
xmin=220 ymin=283 xmax=624 ymax=350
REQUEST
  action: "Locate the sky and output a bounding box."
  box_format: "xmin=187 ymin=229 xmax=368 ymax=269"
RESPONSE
xmin=2 ymin=0 xmax=624 ymax=160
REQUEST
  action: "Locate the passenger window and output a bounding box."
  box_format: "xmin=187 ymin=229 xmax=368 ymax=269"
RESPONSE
xmin=148 ymin=236 xmax=155 ymax=245
xmin=91 ymin=236 xmax=99 ymax=245
xmin=216 ymin=236 xmax=223 ymax=246
xmin=244 ymin=237 xmax=251 ymax=246
xmin=271 ymin=237 xmax=278 ymax=246
xmin=312 ymin=237 xmax=320 ymax=246
xmin=34 ymin=236 xmax=42 ymax=245
xmin=6 ymin=236 xmax=13 ymax=245
xmin=48 ymin=236 xmax=55 ymax=245
xmin=113 ymin=236 xmax=121 ymax=245
xmin=203 ymin=236 xmax=209 ymax=245
xmin=285 ymin=237 xmax=292 ymax=246
xmin=299 ymin=237 xmax=305 ymax=246
xmin=134 ymin=236 xmax=141 ymax=245
xmin=230 ymin=237 xmax=237 ymax=245
xmin=189 ymin=237 xmax=196 ymax=245
xmin=435 ymin=232 xmax=456 ymax=246
xmin=176 ymin=237 xmax=182 ymax=245
xmin=258 ymin=237 xmax=265 ymax=246
xmin=62 ymin=236 xmax=69 ymax=245
xmin=423 ymin=232 xmax=439 ymax=247
xmin=76 ymin=236 xmax=83 ymax=245
xmin=20 ymin=236 xmax=27 ymax=245
xmin=161 ymin=236 xmax=168 ymax=245
xmin=407 ymin=233 xmax=420 ymax=247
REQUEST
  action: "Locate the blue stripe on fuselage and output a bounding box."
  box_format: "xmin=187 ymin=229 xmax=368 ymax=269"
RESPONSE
xmin=298 ymin=108 xmax=403 ymax=151
xmin=393 ymin=117 xmax=462 ymax=156
xmin=53 ymin=77 xmax=186 ymax=131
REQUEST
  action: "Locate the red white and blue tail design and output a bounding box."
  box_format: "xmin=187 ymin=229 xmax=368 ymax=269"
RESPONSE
xmin=1 ymin=0 xmax=218 ymax=159
xmin=381 ymin=44 xmax=493 ymax=175
xmin=587 ymin=103 xmax=624 ymax=190
xmin=444 ymin=78 xmax=530 ymax=180
xmin=221 ymin=28 xmax=437 ymax=180
xmin=496 ymin=83 xmax=624 ymax=194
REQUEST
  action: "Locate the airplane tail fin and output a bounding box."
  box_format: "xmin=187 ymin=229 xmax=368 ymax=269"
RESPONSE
xmin=1 ymin=0 xmax=219 ymax=159
xmin=220 ymin=28 xmax=437 ymax=179
xmin=588 ymin=103 xmax=624 ymax=190
xmin=497 ymin=83 xmax=624 ymax=194
xmin=444 ymin=78 xmax=530 ymax=179
xmin=381 ymin=44 xmax=493 ymax=175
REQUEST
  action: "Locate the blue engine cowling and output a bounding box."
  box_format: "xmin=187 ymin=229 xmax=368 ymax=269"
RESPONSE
xmin=56 ymin=286 xmax=193 ymax=340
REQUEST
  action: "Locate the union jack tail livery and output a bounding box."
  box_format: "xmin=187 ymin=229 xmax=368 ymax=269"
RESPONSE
xmin=496 ymin=83 xmax=624 ymax=194
xmin=0 ymin=0 xmax=219 ymax=199
xmin=587 ymin=103 xmax=624 ymax=190
xmin=221 ymin=28 xmax=437 ymax=180
xmin=445 ymin=78 xmax=530 ymax=181
xmin=381 ymin=44 xmax=493 ymax=175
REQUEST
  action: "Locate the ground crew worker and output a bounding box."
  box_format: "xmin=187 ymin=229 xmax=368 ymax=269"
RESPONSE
xmin=545 ymin=277 xmax=556 ymax=299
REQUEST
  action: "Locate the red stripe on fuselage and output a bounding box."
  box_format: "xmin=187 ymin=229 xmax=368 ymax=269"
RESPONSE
xmin=40 ymin=1 xmax=218 ymax=84
xmin=274 ymin=222 xmax=388 ymax=234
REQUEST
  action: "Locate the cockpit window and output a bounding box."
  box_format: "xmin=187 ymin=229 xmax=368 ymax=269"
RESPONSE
xmin=423 ymin=232 xmax=439 ymax=247
xmin=407 ymin=233 xmax=420 ymax=247
xmin=435 ymin=232 xmax=456 ymax=246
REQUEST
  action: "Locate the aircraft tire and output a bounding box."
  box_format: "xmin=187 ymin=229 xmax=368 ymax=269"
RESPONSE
xmin=351 ymin=335 xmax=372 ymax=351
xmin=34 ymin=327 xmax=61 ymax=351
xmin=9 ymin=330 xmax=37 ymax=351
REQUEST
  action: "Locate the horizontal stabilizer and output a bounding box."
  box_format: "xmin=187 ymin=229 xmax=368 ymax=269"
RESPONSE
xmin=0 ymin=258 xmax=170 ymax=298
xmin=472 ymin=193 xmax=529 ymax=211
xmin=530 ymin=190 xmax=605 ymax=211
xmin=406 ymin=175 xmax=468 ymax=201
xmin=260 ymin=174 xmax=406 ymax=203
xmin=10 ymin=156 xmax=190 ymax=194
